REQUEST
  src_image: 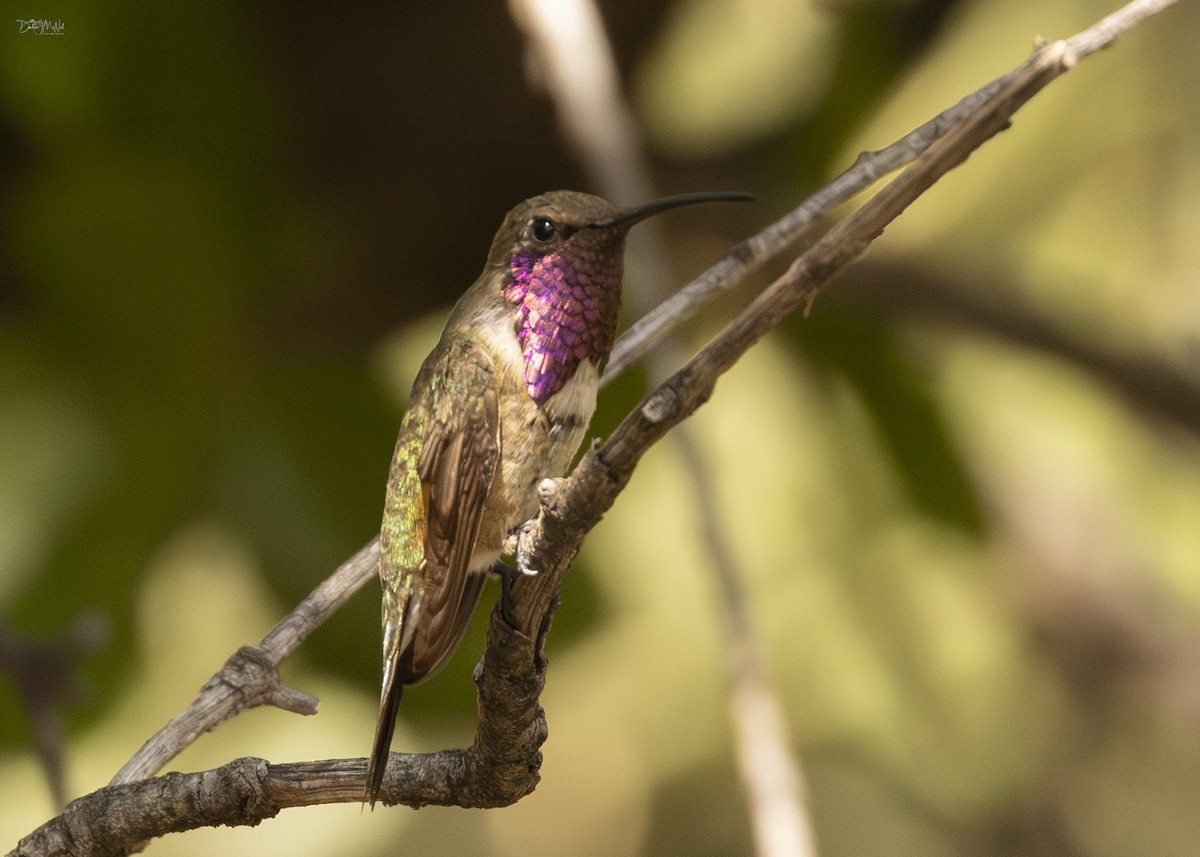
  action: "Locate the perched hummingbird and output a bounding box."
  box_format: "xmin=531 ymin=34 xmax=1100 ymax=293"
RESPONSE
xmin=366 ymin=189 xmax=749 ymax=805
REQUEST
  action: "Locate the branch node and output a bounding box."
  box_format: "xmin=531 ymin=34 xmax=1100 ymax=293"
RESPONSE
xmin=217 ymin=646 xmax=319 ymax=715
xmin=15 ymin=0 xmax=1176 ymax=847
xmin=1058 ymin=39 xmax=1080 ymax=69
xmin=265 ymin=686 xmax=320 ymax=717
xmin=537 ymin=476 xmax=565 ymax=511
xmin=640 ymin=384 xmax=680 ymax=424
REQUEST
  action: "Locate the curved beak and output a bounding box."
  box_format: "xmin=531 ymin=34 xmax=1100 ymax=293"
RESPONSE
xmin=590 ymin=191 xmax=754 ymax=231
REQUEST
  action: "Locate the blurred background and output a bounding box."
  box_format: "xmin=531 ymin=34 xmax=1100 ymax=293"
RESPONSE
xmin=2 ymin=0 xmax=1199 ymax=854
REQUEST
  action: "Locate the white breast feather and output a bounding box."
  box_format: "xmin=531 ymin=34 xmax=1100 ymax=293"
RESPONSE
xmin=476 ymin=317 xmax=526 ymax=376
xmin=545 ymin=359 xmax=599 ymax=423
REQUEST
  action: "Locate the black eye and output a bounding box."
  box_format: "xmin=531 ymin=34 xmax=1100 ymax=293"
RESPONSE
xmin=531 ymin=216 xmax=557 ymax=242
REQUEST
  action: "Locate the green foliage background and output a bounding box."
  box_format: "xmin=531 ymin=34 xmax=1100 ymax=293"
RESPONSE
xmin=2 ymin=0 xmax=1199 ymax=854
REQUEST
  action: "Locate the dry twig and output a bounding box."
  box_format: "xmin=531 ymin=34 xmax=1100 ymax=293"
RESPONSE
xmin=508 ymin=3 xmax=817 ymax=855
xmin=9 ymin=2 xmax=1179 ymax=853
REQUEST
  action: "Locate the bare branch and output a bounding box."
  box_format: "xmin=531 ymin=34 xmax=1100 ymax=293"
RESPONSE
xmin=10 ymin=2 xmax=1180 ymax=853
xmin=507 ymin=33 xmax=1092 ymax=632
xmin=508 ymin=3 xmax=818 ymax=854
xmin=109 ymin=0 xmax=1172 ymax=792
xmin=109 ymin=540 xmax=380 ymax=786
xmin=674 ymin=428 xmax=818 ymax=857
xmin=600 ymin=0 xmax=1178 ymax=381
xmin=506 ymin=0 xmax=654 ymax=207
xmin=14 ymin=611 xmax=545 ymax=857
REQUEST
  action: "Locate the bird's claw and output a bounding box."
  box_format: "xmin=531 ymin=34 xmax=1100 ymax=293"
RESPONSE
xmin=508 ymin=518 xmax=541 ymax=577
xmin=497 ymin=519 xmax=539 ymax=627
xmin=498 ymin=476 xmax=567 ymax=627
xmin=496 ymin=517 xmax=540 ymax=627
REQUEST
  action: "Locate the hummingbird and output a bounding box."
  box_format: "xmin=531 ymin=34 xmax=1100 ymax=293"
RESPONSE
xmin=365 ymin=189 xmax=750 ymax=805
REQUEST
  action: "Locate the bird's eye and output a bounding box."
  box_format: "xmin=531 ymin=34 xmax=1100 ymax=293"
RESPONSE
xmin=531 ymin=217 xmax=557 ymax=242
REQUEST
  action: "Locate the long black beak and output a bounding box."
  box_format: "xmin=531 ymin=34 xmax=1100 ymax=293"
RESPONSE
xmin=591 ymin=191 xmax=754 ymax=231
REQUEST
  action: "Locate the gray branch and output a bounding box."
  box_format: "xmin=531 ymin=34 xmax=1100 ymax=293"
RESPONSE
xmin=8 ymin=1 xmax=1178 ymax=852
xmin=109 ymin=540 xmax=380 ymax=786
xmin=14 ymin=611 xmax=544 ymax=857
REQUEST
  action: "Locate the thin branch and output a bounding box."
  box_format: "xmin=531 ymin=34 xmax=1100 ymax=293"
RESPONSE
xmin=109 ymin=539 xmax=380 ymax=785
xmin=1064 ymin=0 xmax=1178 ymax=56
xmin=674 ymin=429 xmax=818 ymax=857
xmin=11 ymin=2 xmax=1178 ymax=853
xmin=506 ymin=0 xmax=654 ymax=207
xmin=599 ymin=0 xmax=1177 ymax=380
xmin=15 ymin=611 xmax=546 ymax=857
xmin=508 ymin=3 xmax=817 ymax=855
xmin=102 ymin=0 xmax=1167 ymax=793
xmin=506 ymin=32 xmax=1090 ymax=634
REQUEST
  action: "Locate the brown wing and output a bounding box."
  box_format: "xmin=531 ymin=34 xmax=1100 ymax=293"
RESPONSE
xmin=406 ymin=335 xmax=500 ymax=681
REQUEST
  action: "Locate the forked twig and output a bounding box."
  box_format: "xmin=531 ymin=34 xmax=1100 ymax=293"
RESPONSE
xmin=11 ymin=3 xmax=1178 ymax=853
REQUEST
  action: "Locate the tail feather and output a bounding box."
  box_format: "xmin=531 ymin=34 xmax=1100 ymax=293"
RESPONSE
xmin=365 ymin=664 xmax=403 ymax=806
xmin=365 ymin=586 xmax=417 ymax=807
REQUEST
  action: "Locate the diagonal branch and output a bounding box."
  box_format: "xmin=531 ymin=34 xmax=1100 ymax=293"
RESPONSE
xmin=11 ymin=2 xmax=1178 ymax=853
xmin=104 ymin=1 xmax=1140 ymax=789
xmin=15 ymin=611 xmax=546 ymax=857
xmin=601 ymin=0 xmax=1177 ymax=382
xmin=109 ymin=540 xmax=380 ymax=786
xmin=505 ymin=32 xmax=1089 ymax=633
xmin=508 ymin=4 xmax=817 ymax=854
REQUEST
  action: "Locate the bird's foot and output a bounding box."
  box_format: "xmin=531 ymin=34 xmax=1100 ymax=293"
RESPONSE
xmin=497 ymin=524 xmax=538 ymax=627
xmin=502 ymin=519 xmax=540 ymax=578
xmin=499 ymin=477 xmax=566 ymax=628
